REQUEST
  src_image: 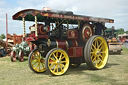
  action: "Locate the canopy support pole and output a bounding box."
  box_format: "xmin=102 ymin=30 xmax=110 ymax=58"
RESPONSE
xmin=67 ymin=21 xmax=69 ymax=29
xmin=35 ymin=16 xmax=38 ymax=37
xmin=22 ymin=17 xmax=26 ymax=37
xmin=78 ymin=20 xmax=80 ymax=30
xmin=6 ymin=13 xmax=8 ymax=53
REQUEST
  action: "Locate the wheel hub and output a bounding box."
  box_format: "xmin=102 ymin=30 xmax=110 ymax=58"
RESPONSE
xmin=87 ymin=31 xmax=90 ymax=35
xmin=94 ymin=49 xmax=101 ymax=55
xmin=40 ymin=59 xmax=44 ymax=63
xmin=56 ymin=60 xmax=61 ymax=64
xmin=97 ymin=50 xmax=100 ymax=55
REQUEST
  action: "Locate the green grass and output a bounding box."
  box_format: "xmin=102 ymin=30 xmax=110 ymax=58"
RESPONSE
xmin=0 ymin=48 xmax=128 ymax=85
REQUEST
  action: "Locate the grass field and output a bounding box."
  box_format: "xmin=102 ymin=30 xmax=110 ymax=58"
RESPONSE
xmin=0 ymin=48 xmax=128 ymax=85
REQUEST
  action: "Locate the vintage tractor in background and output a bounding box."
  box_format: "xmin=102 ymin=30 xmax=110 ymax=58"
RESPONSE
xmin=10 ymin=41 xmax=31 ymax=62
xmin=12 ymin=8 xmax=114 ymax=76
xmin=105 ymin=26 xmax=122 ymax=54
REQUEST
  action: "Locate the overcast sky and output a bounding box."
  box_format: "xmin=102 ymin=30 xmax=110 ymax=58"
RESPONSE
xmin=0 ymin=0 xmax=128 ymax=35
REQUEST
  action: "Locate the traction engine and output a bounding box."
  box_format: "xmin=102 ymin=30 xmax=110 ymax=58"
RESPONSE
xmin=12 ymin=8 xmax=114 ymax=76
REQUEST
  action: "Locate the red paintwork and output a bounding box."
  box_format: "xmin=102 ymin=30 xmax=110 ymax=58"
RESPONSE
xmin=25 ymin=37 xmax=35 ymax=41
xmin=67 ymin=48 xmax=74 ymax=57
xmin=67 ymin=47 xmax=83 ymax=57
xmin=26 ymin=33 xmax=48 ymax=42
xmin=81 ymin=23 xmax=94 ymax=42
xmin=74 ymin=47 xmax=83 ymax=57
xmin=30 ymin=24 xmax=47 ymax=35
xmin=38 ymin=35 xmax=48 ymax=38
xmin=71 ymin=40 xmax=78 ymax=47
xmin=67 ymin=30 xmax=78 ymax=39
xmin=84 ymin=28 xmax=91 ymax=38
xmin=56 ymin=40 xmax=67 ymax=50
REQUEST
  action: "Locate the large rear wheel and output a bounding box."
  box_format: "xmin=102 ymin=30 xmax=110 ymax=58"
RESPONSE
xmin=28 ymin=49 xmax=46 ymax=73
xmin=84 ymin=35 xmax=108 ymax=69
xmin=45 ymin=48 xmax=69 ymax=76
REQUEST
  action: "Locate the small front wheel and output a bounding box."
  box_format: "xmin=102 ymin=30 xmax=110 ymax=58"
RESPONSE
xmin=45 ymin=48 xmax=69 ymax=76
xmin=10 ymin=51 xmax=16 ymax=62
xmin=18 ymin=50 xmax=24 ymax=62
xmin=28 ymin=49 xmax=46 ymax=73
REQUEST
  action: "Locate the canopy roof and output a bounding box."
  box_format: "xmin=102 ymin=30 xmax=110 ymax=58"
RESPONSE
xmin=12 ymin=9 xmax=114 ymax=23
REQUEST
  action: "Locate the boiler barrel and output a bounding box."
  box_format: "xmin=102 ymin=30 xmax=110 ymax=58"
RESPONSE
xmin=46 ymin=39 xmax=78 ymax=50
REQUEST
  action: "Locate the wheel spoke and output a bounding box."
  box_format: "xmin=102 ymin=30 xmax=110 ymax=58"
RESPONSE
xmin=99 ymin=45 xmax=103 ymax=51
xmin=35 ymin=63 xmax=39 ymax=70
xmin=92 ymin=44 xmax=96 ymax=49
xmin=32 ymin=59 xmax=37 ymax=62
xmin=49 ymin=63 xmax=55 ymax=69
xmin=96 ymin=39 xmax=99 ymax=48
xmin=91 ymin=52 xmax=95 ymax=54
xmin=99 ymin=54 xmax=104 ymax=60
xmin=56 ymin=51 xmax=58 ymax=57
xmin=99 ymin=57 xmax=103 ymax=63
xmin=32 ymin=55 xmax=38 ymax=59
xmin=59 ymin=64 xmax=63 ymax=71
xmin=59 ymin=53 xmax=63 ymax=60
xmin=61 ymin=61 xmax=66 ymax=63
xmin=56 ymin=65 xmax=58 ymax=73
xmin=91 ymin=47 xmax=95 ymax=51
xmin=91 ymin=54 xmax=94 ymax=60
xmin=60 ymin=64 xmax=65 ymax=68
xmin=53 ymin=65 xmax=57 ymax=72
xmin=32 ymin=61 xmax=38 ymax=66
xmin=49 ymin=61 xmax=56 ymax=64
xmin=97 ymin=56 xmax=103 ymax=65
xmin=41 ymin=63 xmax=45 ymax=69
xmin=60 ymin=56 xmax=65 ymax=60
xmin=53 ymin=53 xmax=58 ymax=60
xmin=92 ymin=56 xmax=97 ymax=62
xmin=39 ymin=62 xmax=40 ymax=71
xmin=50 ymin=57 xmax=56 ymax=61
xmin=98 ymin=42 xmax=103 ymax=49
xmin=97 ymin=56 xmax=100 ymax=63
xmin=100 ymin=51 xmax=106 ymax=53
xmin=100 ymin=49 xmax=106 ymax=53
xmin=37 ymin=52 xmax=41 ymax=59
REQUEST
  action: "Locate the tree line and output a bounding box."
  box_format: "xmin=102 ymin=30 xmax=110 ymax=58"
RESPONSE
xmin=106 ymin=28 xmax=128 ymax=37
xmin=0 ymin=34 xmax=6 ymax=40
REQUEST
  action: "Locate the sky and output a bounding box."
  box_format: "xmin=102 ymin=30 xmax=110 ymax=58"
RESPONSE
xmin=0 ymin=0 xmax=128 ymax=35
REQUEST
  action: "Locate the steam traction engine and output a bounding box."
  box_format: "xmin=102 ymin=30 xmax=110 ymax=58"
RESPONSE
xmin=10 ymin=41 xmax=31 ymax=62
xmin=12 ymin=8 xmax=114 ymax=75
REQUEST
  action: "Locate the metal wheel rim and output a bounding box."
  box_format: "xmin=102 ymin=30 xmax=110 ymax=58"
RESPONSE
xmin=19 ymin=51 xmax=24 ymax=62
xmin=30 ymin=50 xmax=46 ymax=72
xmin=11 ymin=51 xmax=16 ymax=62
xmin=90 ymin=37 xmax=108 ymax=69
xmin=48 ymin=49 xmax=69 ymax=75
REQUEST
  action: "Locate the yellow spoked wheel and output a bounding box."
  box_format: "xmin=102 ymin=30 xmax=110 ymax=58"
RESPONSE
xmin=45 ymin=48 xmax=69 ymax=76
xmin=84 ymin=35 xmax=108 ymax=69
xmin=28 ymin=49 xmax=46 ymax=73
